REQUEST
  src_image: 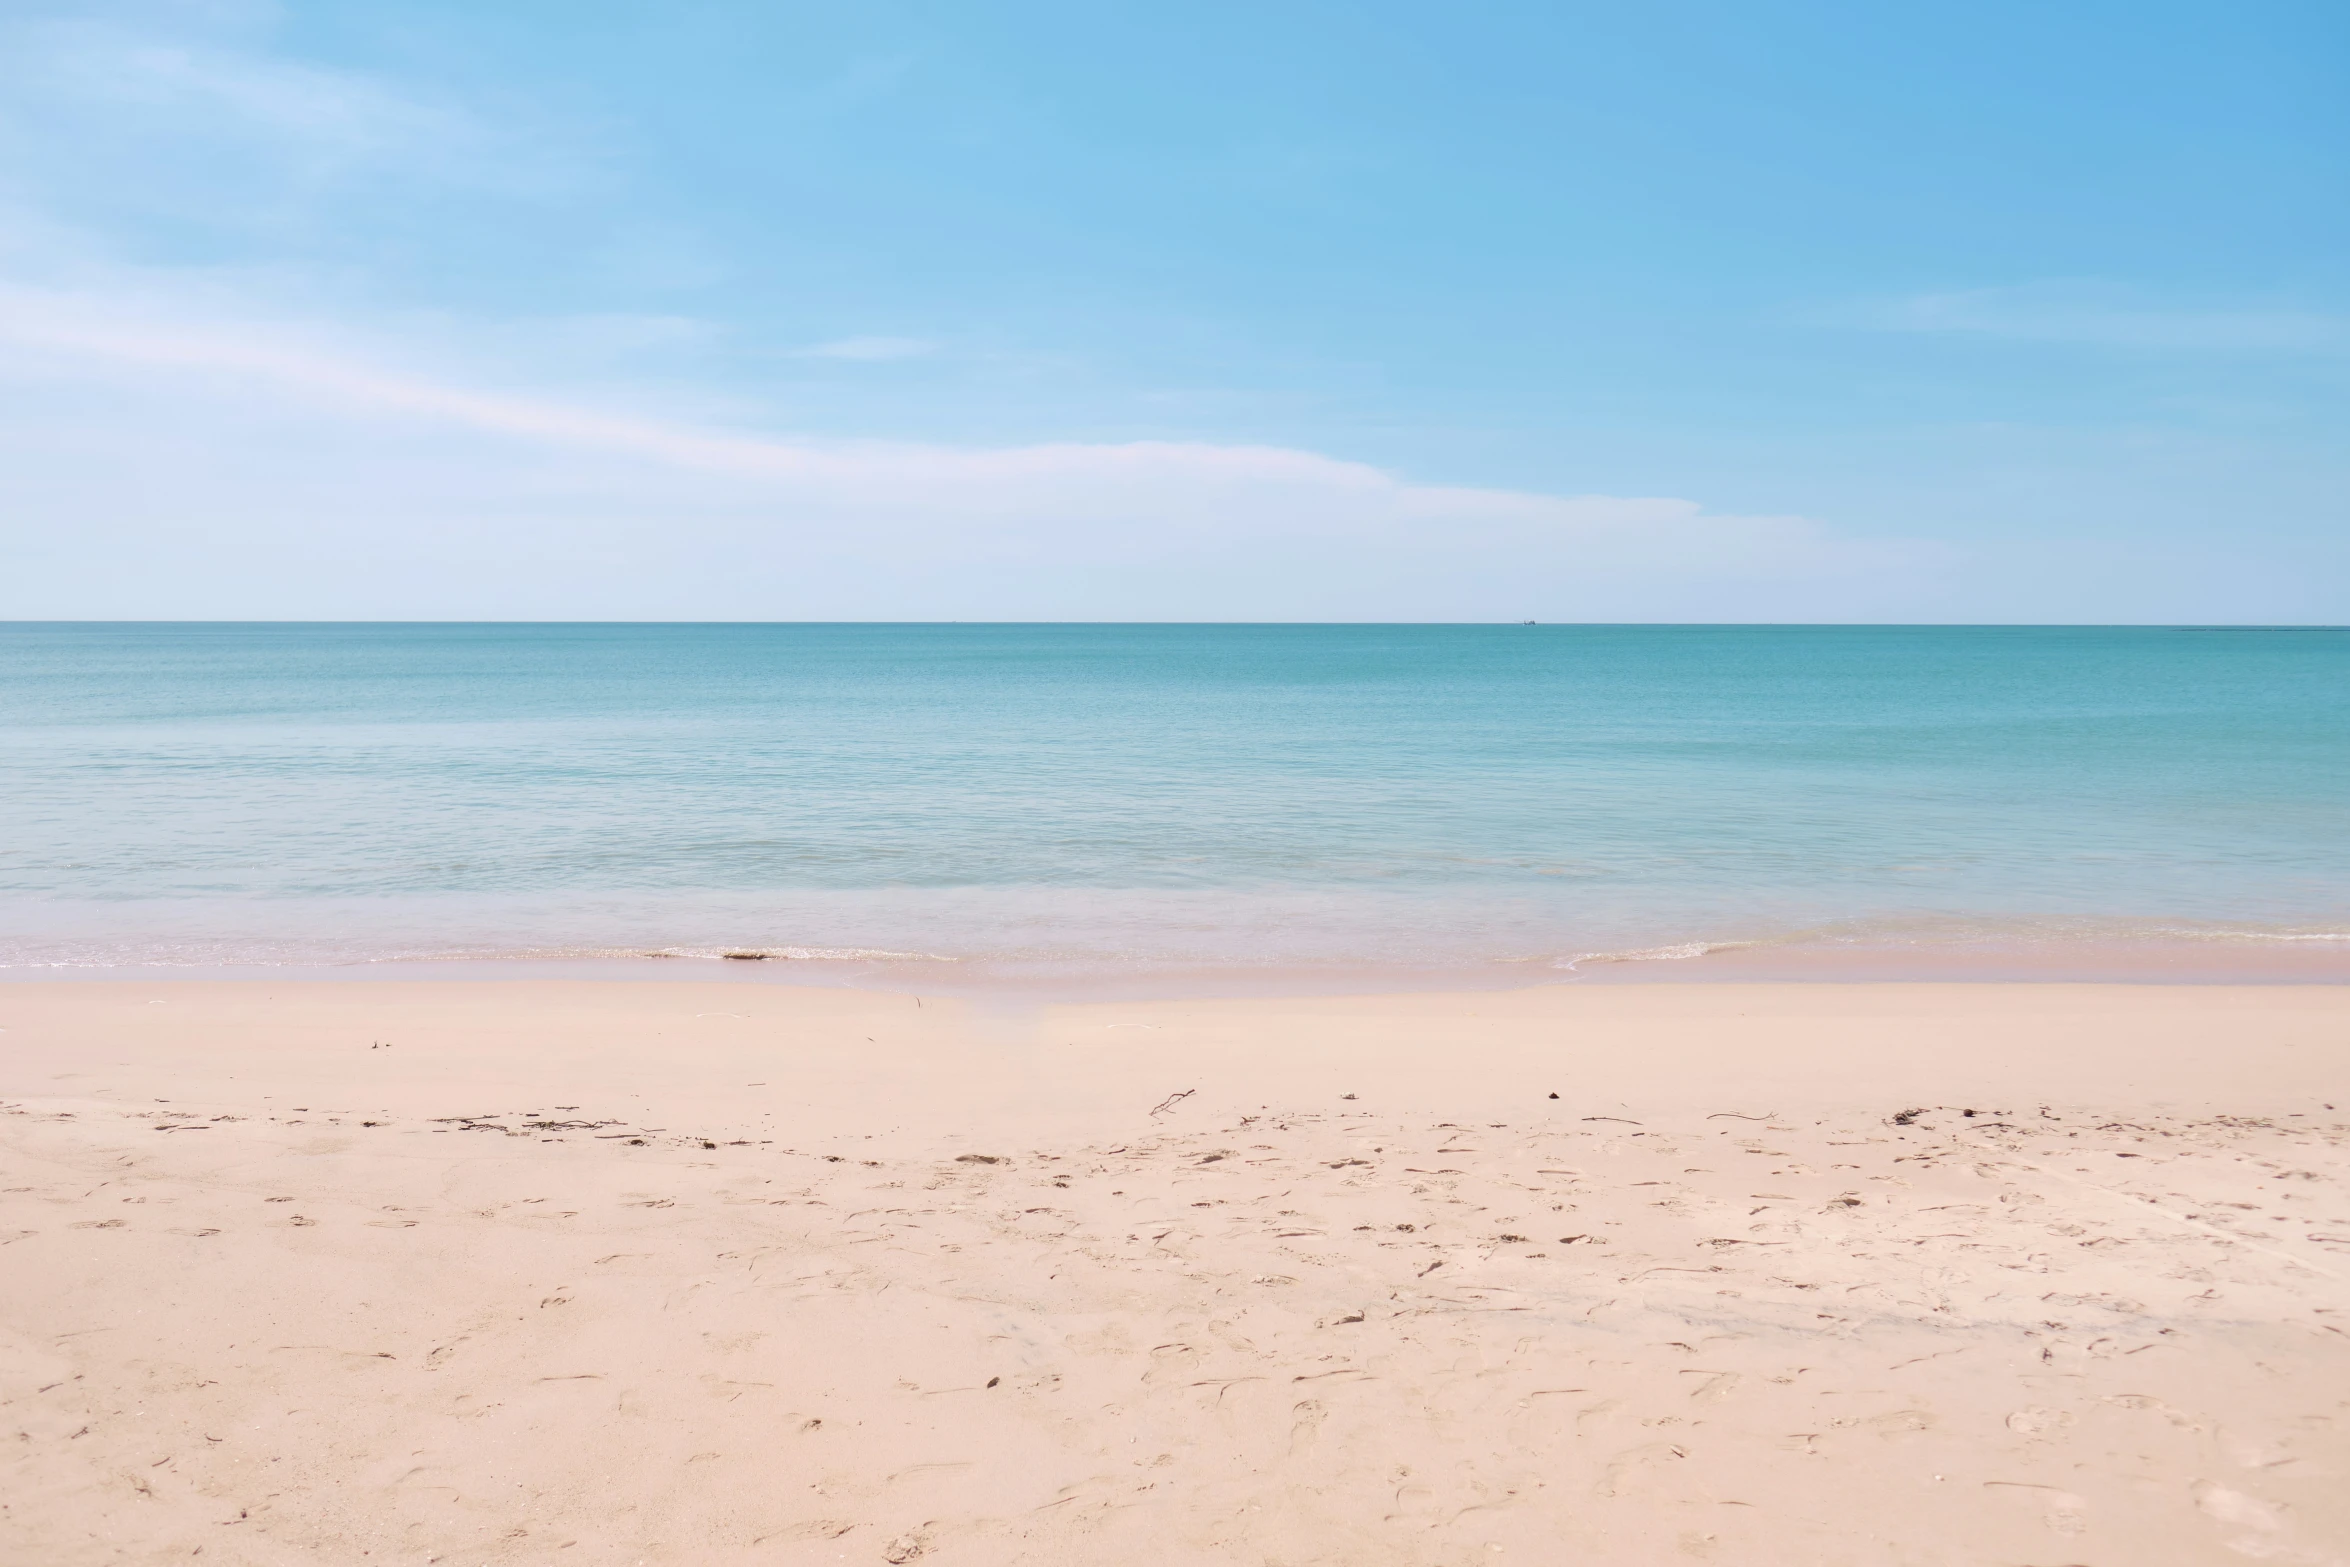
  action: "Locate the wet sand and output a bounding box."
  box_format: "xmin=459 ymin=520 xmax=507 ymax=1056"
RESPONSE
xmin=3 ymin=981 xmax=2346 ymax=1564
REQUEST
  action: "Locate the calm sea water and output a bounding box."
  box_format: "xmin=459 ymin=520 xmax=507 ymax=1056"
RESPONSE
xmin=2 ymin=623 xmax=2346 ymax=980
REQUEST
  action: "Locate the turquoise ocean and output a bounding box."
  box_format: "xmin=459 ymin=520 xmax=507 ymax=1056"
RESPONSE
xmin=3 ymin=623 xmax=2346 ymax=983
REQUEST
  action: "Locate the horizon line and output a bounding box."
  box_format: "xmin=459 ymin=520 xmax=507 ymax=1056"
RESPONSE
xmin=2 ymin=620 xmax=2346 ymax=632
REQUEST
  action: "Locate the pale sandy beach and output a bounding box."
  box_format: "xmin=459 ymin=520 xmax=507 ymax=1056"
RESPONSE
xmin=3 ymin=980 xmax=2346 ymax=1565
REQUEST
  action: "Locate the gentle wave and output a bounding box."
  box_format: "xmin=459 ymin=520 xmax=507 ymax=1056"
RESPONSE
xmin=4 ymin=624 xmax=2346 ymax=979
xmin=628 ymin=946 xmax=958 ymax=964
xmin=2147 ymin=929 xmax=2350 ymax=944
xmin=1548 ymin=941 xmax=1756 ymax=970
xmin=12 ymin=914 xmax=2350 ymax=980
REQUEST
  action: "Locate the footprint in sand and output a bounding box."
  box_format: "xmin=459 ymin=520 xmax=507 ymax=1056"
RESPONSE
xmin=1681 ymin=1370 xmax=1740 ymax=1404
xmin=1597 ymin=1440 xmax=1688 ymax=1498
xmin=1986 ymin=1481 xmax=2088 ymax=1536
xmin=2192 ymin=1480 xmax=2290 ymax=1545
xmin=1574 ymin=1398 xmax=1622 ymax=1435
xmin=2005 ymin=1405 xmax=2073 ymax=1438
xmin=2105 ymin=1393 xmax=2199 ymax=1429
xmin=1289 ymin=1397 xmax=1328 ymax=1454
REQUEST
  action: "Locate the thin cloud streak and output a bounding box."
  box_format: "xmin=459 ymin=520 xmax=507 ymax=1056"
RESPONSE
xmin=798 ymin=335 xmax=939 ymax=361
xmin=0 ymin=277 xmax=1948 ymax=618
xmin=37 ymin=23 xmax=467 ymax=154
xmin=1849 ymin=283 xmax=2347 ymax=354
xmin=0 ymin=280 xmax=1560 ymax=492
xmin=0 ymin=8 xmax=569 ymax=212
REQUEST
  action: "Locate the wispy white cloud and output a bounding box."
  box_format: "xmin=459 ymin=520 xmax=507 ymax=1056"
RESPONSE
xmin=0 ymin=7 xmax=566 ymax=216
xmin=0 ymin=281 xmax=1350 ymax=486
xmin=32 ymin=21 xmax=467 ymax=156
xmin=0 ymin=6 xmax=1946 ymax=620
xmin=1844 ymin=282 xmax=2347 ymax=354
xmin=797 ymin=335 xmax=940 ymax=362
xmin=0 ymin=271 xmax=1943 ymax=618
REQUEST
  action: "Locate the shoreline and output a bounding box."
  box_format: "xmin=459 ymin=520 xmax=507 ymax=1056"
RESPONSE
xmin=7 ymin=976 xmax=2345 ymax=1109
xmin=5 ymin=930 xmax=2349 ymax=997
xmin=8 ymin=977 xmax=2349 ymax=1114
xmin=5 ymin=979 xmax=2345 ymax=1562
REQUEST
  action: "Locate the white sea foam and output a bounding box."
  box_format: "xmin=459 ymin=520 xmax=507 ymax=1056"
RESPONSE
xmin=3 ymin=625 xmax=2345 ymax=979
xmin=647 ymin=946 xmax=958 ymax=963
xmin=2149 ymin=929 xmax=2350 ymax=944
xmin=1550 ymin=941 xmax=1752 ymax=971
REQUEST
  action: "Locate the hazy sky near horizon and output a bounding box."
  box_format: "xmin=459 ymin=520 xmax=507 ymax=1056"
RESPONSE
xmin=1 ymin=0 xmax=2343 ymax=620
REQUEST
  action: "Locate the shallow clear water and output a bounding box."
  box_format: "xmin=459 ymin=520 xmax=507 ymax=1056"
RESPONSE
xmin=2 ymin=623 xmax=2346 ymax=977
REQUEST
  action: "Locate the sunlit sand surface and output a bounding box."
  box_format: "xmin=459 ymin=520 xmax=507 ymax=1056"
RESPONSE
xmin=4 ymin=982 xmax=2345 ymax=1564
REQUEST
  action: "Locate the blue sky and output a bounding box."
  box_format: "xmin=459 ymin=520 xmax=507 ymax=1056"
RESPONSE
xmin=0 ymin=0 xmax=2342 ymax=619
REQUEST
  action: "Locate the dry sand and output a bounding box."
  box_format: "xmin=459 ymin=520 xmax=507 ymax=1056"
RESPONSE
xmin=2 ymin=979 xmax=2346 ymax=1565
